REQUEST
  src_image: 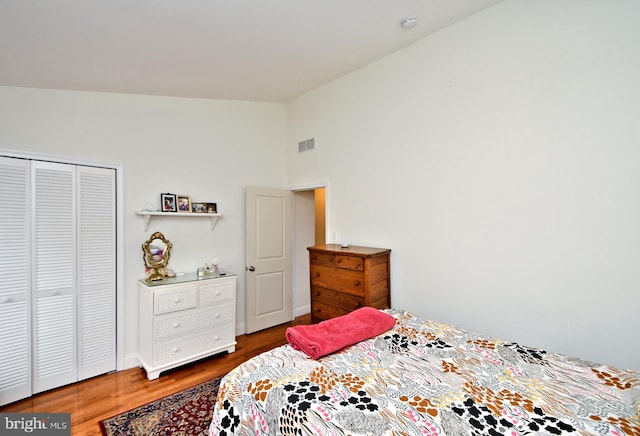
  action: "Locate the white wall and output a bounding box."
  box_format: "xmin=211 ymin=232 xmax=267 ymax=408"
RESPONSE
xmin=0 ymin=86 xmax=287 ymax=366
xmin=287 ymin=0 xmax=640 ymax=370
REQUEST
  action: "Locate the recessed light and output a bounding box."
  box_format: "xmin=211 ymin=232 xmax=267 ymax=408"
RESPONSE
xmin=401 ymin=17 xmax=419 ymax=29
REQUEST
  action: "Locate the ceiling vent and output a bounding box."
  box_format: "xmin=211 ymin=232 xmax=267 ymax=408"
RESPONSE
xmin=298 ymin=138 xmax=315 ymax=153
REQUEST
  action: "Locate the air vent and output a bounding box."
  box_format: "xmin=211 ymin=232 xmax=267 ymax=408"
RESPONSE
xmin=298 ymin=138 xmax=315 ymax=153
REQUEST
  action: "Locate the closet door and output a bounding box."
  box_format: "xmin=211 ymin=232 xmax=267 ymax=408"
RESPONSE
xmin=32 ymin=161 xmax=77 ymax=393
xmin=77 ymin=166 xmax=116 ymax=379
xmin=0 ymin=157 xmax=31 ymax=405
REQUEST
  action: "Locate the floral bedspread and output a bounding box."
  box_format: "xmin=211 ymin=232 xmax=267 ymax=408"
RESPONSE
xmin=209 ymin=309 xmax=640 ymax=435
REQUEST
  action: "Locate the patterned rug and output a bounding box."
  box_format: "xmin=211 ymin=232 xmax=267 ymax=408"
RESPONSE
xmin=101 ymin=377 xmax=221 ymax=436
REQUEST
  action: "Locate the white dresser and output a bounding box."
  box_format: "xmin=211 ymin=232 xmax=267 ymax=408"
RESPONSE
xmin=138 ymin=273 xmax=237 ymax=380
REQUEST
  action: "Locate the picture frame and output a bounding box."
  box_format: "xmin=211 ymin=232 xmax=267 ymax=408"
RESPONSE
xmin=206 ymin=202 xmax=217 ymax=214
xmin=191 ymin=202 xmax=207 ymax=213
xmin=161 ymin=193 xmax=177 ymax=212
xmin=177 ymin=195 xmax=192 ymax=213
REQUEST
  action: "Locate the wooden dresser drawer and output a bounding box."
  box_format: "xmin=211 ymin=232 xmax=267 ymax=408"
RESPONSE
xmin=309 ymin=252 xmax=334 ymax=267
xmin=334 ymin=255 xmax=364 ymax=271
xmin=311 ymin=286 xmax=364 ymax=311
xmin=153 ymin=285 xmax=198 ymax=315
xmin=311 ymin=301 xmax=354 ymax=322
xmin=310 ymin=265 xmax=364 ymax=296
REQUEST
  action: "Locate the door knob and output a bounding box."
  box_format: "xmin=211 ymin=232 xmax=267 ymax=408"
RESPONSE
xmin=247 ymin=266 xmax=255 ymax=272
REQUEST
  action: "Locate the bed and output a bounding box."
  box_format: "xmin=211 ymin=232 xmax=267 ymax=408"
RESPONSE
xmin=209 ymin=309 xmax=640 ymax=435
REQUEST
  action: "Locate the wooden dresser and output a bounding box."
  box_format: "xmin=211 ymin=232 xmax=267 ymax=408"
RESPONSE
xmin=308 ymin=244 xmax=391 ymax=323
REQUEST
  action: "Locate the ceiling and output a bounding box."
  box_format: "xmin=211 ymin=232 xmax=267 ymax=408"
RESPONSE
xmin=0 ymin=0 xmax=502 ymax=102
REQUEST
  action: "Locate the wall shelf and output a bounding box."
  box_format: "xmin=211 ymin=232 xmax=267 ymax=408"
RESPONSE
xmin=135 ymin=210 xmax=222 ymax=231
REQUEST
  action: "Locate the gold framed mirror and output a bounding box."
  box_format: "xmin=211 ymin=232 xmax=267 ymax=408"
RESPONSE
xmin=142 ymin=231 xmax=173 ymax=281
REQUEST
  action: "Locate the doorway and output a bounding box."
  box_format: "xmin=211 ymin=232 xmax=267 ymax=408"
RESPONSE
xmin=292 ymin=186 xmax=326 ymax=318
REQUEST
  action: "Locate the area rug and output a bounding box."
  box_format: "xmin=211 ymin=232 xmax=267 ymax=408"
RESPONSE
xmin=101 ymin=377 xmax=221 ymax=436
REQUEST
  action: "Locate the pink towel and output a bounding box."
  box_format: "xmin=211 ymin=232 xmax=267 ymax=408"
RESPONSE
xmin=286 ymin=307 xmax=396 ymax=359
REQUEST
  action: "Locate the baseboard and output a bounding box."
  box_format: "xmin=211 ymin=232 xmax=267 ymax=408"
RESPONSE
xmin=122 ymin=353 xmax=141 ymax=371
xmin=294 ymin=304 xmax=310 ymax=318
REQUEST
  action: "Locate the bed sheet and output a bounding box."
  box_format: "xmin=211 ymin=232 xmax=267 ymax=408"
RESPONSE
xmin=209 ymin=309 xmax=640 ymax=435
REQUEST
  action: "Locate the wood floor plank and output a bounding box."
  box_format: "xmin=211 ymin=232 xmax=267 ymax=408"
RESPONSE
xmin=0 ymin=313 xmax=310 ymax=435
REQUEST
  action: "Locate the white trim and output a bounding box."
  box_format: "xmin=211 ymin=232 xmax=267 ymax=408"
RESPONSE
xmin=115 ymin=165 xmax=125 ymax=371
xmin=0 ymin=148 xmax=125 ymax=372
xmin=289 ymin=181 xmax=331 ymax=243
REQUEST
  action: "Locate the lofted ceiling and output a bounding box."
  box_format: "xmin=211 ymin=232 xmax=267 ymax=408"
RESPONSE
xmin=0 ymin=0 xmax=502 ymax=102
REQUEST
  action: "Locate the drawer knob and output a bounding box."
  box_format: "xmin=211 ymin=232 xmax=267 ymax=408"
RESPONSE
xmin=312 ymin=255 xmax=317 ymax=260
xmin=314 ymin=272 xmax=320 ymax=278
xmin=315 ymin=291 xmax=321 ymax=297
xmin=314 ymin=308 xmax=321 ymax=313
xmin=336 ymin=259 xmax=341 ymax=264
xmin=174 ymin=297 xmax=181 ymax=303
xmin=354 ymin=280 xmax=360 ymax=286
xmin=215 ymin=291 xmax=220 ymax=296
xmin=214 ymin=335 xmax=220 ymax=341
xmin=173 ymin=322 xmax=180 ymax=328
xmin=215 ymin=313 xmax=220 ymax=318
xmin=172 ymin=347 xmax=180 ymax=353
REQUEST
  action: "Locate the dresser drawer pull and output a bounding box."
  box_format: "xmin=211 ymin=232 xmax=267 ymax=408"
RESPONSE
xmin=336 ymin=259 xmax=341 ymax=264
xmin=354 ymin=280 xmax=360 ymax=286
xmin=314 ymin=272 xmax=320 ymax=278
xmin=215 ymin=313 xmax=221 ymax=319
xmin=215 ymin=290 xmax=221 ymax=296
xmin=173 ymin=297 xmax=181 ymax=303
xmin=214 ymin=335 xmax=220 ymax=341
xmin=173 ymin=322 xmax=180 ymax=328
xmin=314 ymin=291 xmax=321 ymax=297
xmin=354 ymin=302 xmax=362 ymax=307
xmin=312 ymin=255 xmax=317 ymax=260
xmin=172 ymin=347 xmax=180 ymax=353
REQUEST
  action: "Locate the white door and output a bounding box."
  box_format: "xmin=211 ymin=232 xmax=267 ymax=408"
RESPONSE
xmin=32 ymin=161 xmax=78 ymax=393
xmin=245 ymin=186 xmax=292 ymax=333
xmin=77 ymin=166 xmax=116 ymax=380
xmin=0 ymin=157 xmax=31 ymax=405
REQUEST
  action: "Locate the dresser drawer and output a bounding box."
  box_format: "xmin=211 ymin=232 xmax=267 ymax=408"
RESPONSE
xmin=309 ymin=252 xmax=334 ymax=267
xmin=311 ymin=301 xmax=354 ymax=322
xmin=334 ymin=255 xmax=364 ymax=271
xmin=199 ymin=279 xmax=235 ymax=305
xmin=311 ymin=286 xmax=363 ymax=310
xmin=152 ymin=324 xmax=234 ymax=366
xmin=310 ymin=265 xmax=364 ymax=296
xmin=153 ymin=302 xmax=234 ymax=340
xmin=153 ymin=285 xmax=198 ymax=315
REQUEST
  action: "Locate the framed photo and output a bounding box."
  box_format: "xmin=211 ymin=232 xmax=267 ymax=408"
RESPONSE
xmin=191 ymin=202 xmax=207 ymax=213
xmin=161 ymin=193 xmax=177 ymax=212
xmin=177 ymin=195 xmax=192 ymax=213
xmin=206 ymin=203 xmax=217 ymax=214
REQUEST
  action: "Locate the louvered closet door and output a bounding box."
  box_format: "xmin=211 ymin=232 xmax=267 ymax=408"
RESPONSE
xmin=77 ymin=166 xmax=116 ymax=379
xmin=32 ymin=161 xmax=77 ymax=394
xmin=0 ymin=157 xmax=31 ymax=405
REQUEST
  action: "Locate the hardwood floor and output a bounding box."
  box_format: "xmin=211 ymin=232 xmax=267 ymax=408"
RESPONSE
xmin=0 ymin=313 xmax=310 ymax=436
